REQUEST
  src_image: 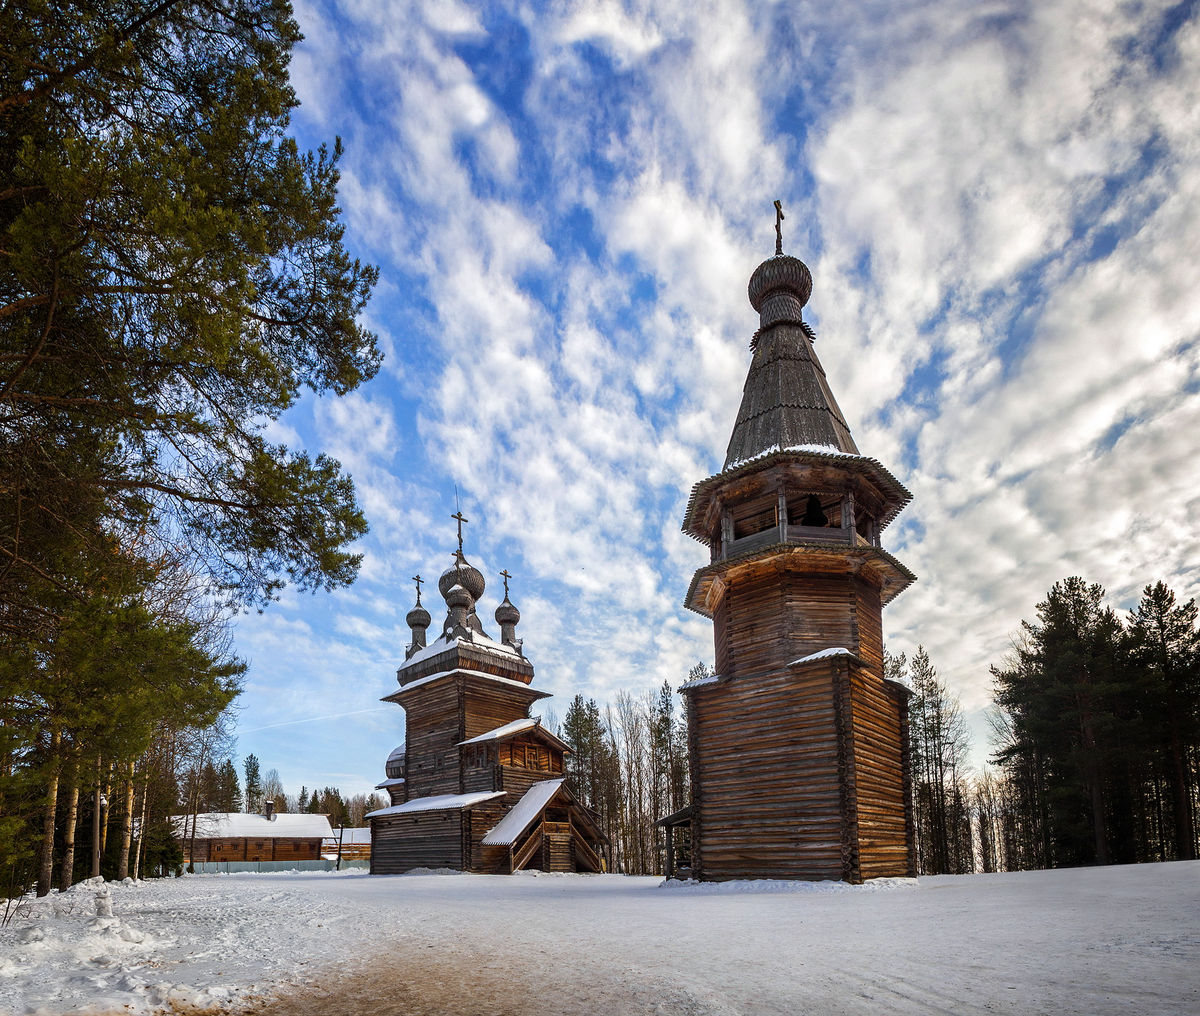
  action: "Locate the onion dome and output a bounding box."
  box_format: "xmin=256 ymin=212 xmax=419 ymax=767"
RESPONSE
xmin=385 ymin=744 xmax=406 ymax=780
xmin=406 ymin=601 xmax=431 ymax=630
xmin=438 ymin=550 xmax=485 ymax=602
xmin=495 ymin=597 xmax=520 ymax=627
xmin=445 ymin=582 xmax=471 ymax=609
xmin=748 ymin=254 xmax=812 ymax=329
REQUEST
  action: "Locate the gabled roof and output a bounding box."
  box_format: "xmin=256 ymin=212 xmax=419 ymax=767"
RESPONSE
xmin=482 ymin=779 xmax=565 ymax=846
xmin=366 ymin=791 xmax=505 ymax=819
xmin=171 ymin=812 xmax=333 ymax=840
xmin=458 ymin=717 xmax=570 ymax=753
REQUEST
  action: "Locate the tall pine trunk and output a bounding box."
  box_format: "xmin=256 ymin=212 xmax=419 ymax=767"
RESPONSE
xmin=59 ymin=756 xmax=80 ymax=891
xmin=133 ymin=780 xmax=150 ymax=880
xmin=117 ymin=760 xmax=136 ymax=879
xmin=36 ymin=727 xmax=62 ymax=896
xmin=1167 ymin=710 xmax=1196 ymax=860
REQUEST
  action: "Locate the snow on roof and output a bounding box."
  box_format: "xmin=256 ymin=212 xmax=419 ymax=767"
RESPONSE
xmin=459 ymin=716 xmax=539 ymax=745
xmin=386 ymin=744 xmax=405 ymax=764
xmin=789 ymin=647 xmax=856 ymax=666
xmin=482 ymin=779 xmax=565 ymax=846
xmin=328 ymin=828 xmax=372 ymax=844
xmin=724 ymin=442 xmax=860 ymax=472
xmin=366 ymin=791 xmax=505 ymax=819
xmin=398 ymin=629 xmax=521 ymax=673
xmin=375 ymin=777 xmax=406 ymax=788
xmin=679 ymin=673 xmax=722 ymax=691
xmin=171 ymin=812 xmax=334 ymax=839
xmin=390 ymin=667 xmax=542 ymax=697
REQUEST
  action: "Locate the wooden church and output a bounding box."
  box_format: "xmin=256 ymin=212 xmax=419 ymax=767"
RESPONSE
xmin=667 ymin=213 xmax=918 ymax=883
xmin=368 ymin=520 xmax=608 ymax=874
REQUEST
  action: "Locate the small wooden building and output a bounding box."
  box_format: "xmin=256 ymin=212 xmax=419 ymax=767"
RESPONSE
xmin=173 ymin=809 xmax=334 ymax=864
xmin=323 ymin=828 xmax=372 ymax=862
xmin=369 ymin=546 xmax=608 ymax=874
xmin=672 ymin=233 xmax=917 ymax=883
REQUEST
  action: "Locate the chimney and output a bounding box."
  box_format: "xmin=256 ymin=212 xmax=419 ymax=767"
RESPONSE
xmin=264 ymin=800 xmax=275 ymax=821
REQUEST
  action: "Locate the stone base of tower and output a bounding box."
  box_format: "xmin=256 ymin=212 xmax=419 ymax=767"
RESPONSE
xmin=684 ymin=654 xmax=915 ymax=883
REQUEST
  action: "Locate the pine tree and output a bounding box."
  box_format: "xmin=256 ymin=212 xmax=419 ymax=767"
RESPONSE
xmin=1128 ymin=582 xmax=1199 ymax=860
xmin=243 ymin=755 xmax=262 ymax=814
xmin=908 ymin=646 xmax=972 ymax=874
xmin=1 ymin=1 xmax=379 ymax=628
xmin=993 ymin=578 xmax=1130 ymax=866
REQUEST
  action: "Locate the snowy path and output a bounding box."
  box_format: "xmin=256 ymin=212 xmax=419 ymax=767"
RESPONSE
xmin=1 ymin=862 xmax=1197 ymax=1014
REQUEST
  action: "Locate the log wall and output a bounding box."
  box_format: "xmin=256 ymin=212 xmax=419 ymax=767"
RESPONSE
xmin=691 ymin=667 xmax=843 ymax=881
xmin=849 ymin=673 xmax=913 ymax=879
xmin=184 ymin=837 xmax=324 ymax=863
xmin=690 ymin=547 xmax=912 ymax=883
xmin=370 ymin=812 xmax=463 ymax=873
xmin=400 ymin=680 xmax=463 ymax=800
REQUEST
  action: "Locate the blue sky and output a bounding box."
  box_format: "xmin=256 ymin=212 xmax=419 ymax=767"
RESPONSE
xmin=230 ymin=0 xmax=1200 ymax=799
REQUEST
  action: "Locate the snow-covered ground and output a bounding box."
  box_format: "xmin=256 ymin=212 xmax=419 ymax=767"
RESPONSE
xmin=2 ymin=862 xmax=1197 ymax=1015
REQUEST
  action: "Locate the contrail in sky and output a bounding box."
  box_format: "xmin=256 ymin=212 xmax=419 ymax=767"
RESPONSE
xmin=239 ymin=707 xmax=391 ymax=734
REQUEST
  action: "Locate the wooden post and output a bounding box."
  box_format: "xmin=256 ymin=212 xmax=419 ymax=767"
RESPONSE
xmin=777 ymin=490 xmax=788 ymax=542
xmin=841 ymin=492 xmax=856 ymax=541
xmin=665 ymin=823 xmax=675 ymax=879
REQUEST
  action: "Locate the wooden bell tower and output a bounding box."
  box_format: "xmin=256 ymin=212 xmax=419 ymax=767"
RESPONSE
xmin=676 ymin=216 xmax=917 ymax=883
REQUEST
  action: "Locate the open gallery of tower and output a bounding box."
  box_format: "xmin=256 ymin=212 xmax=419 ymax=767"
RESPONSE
xmin=664 ymin=237 xmax=918 ymax=883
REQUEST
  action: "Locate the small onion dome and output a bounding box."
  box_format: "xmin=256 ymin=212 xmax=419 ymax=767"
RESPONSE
xmin=405 ymin=601 xmax=431 ymax=630
xmin=386 ymin=744 xmax=405 ymax=780
xmin=748 ymin=253 xmax=812 ymax=326
xmin=445 ymin=582 xmax=471 ymax=610
xmin=439 ymin=551 xmax=485 ymax=602
xmin=495 ymin=596 xmax=520 ymax=627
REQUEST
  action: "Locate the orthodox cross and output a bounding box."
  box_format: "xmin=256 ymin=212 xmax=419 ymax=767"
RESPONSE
xmin=774 ymin=199 xmax=785 ymax=256
xmin=451 ymin=510 xmax=469 ymax=554
xmin=412 ymin=573 xmax=423 ymax=604
xmin=500 ymin=569 xmax=512 ymax=599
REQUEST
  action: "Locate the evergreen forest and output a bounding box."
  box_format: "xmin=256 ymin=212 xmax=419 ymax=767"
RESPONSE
xmin=1 ymin=2 xmax=377 ymax=898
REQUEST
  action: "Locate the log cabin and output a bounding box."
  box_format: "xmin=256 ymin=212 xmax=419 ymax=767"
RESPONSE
xmin=173 ymin=805 xmax=333 ymax=864
xmin=369 ymin=537 xmax=608 ymax=874
xmin=668 ymin=219 xmax=918 ymax=883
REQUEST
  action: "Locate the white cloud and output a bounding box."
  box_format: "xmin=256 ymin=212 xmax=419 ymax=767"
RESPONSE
xmin=230 ymin=0 xmax=1200 ymax=797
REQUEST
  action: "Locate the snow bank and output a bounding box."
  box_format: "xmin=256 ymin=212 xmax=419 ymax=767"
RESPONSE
xmin=2 ymin=863 xmax=1196 ymax=1015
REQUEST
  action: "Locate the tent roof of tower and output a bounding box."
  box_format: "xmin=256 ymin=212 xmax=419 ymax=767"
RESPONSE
xmin=682 ymin=445 xmax=913 ymax=544
xmin=723 ymin=320 xmax=861 ymax=468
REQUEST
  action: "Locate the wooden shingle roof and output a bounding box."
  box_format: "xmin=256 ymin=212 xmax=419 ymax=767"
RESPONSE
xmin=724 ymin=322 xmax=859 ymax=468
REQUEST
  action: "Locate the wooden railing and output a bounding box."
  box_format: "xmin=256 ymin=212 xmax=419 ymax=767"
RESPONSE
xmin=719 ymin=524 xmax=877 ymax=561
xmin=572 ymin=832 xmax=601 ymax=872
xmin=511 ymin=828 xmax=542 ymax=872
